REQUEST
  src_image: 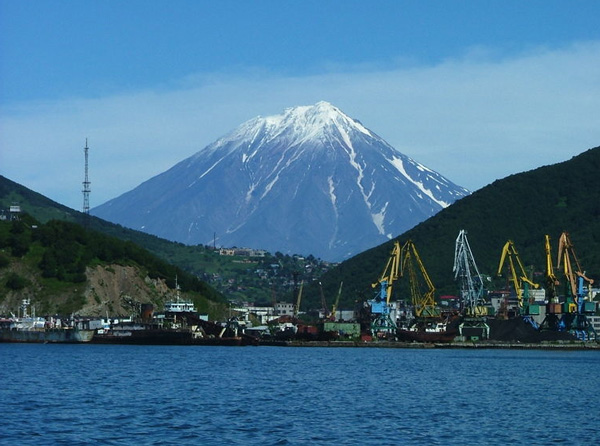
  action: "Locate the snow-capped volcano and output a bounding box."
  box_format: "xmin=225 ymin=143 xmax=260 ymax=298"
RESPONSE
xmin=92 ymin=101 xmax=469 ymax=260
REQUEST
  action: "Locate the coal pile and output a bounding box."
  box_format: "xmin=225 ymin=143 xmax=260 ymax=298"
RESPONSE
xmin=487 ymin=318 xmax=576 ymax=343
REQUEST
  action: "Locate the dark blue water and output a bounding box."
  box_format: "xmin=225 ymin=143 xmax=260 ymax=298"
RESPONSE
xmin=1 ymin=345 xmax=598 ymax=445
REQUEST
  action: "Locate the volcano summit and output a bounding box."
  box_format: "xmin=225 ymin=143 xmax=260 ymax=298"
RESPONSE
xmin=92 ymin=102 xmax=468 ymax=260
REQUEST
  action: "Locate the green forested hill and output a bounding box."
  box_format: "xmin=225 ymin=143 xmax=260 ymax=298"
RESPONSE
xmin=0 ymin=216 xmax=224 ymax=314
xmin=312 ymin=145 xmax=600 ymax=310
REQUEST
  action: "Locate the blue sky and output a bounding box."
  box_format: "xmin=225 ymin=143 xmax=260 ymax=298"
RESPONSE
xmin=1 ymin=0 xmax=600 ymax=211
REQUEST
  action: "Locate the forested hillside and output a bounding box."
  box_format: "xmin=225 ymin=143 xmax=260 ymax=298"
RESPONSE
xmin=312 ymin=145 xmax=600 ymax=311
xmin=0 ymin=216 xmax=224 ymax=315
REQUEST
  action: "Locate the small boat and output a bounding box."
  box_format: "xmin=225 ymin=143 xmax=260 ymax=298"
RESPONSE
xmin=396 ymin=328 xmax=457 ymax=343
xmin=92 ymin=322 xmax=195 ymax=345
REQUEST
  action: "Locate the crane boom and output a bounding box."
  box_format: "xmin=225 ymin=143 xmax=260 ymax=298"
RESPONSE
xmin=330 ymin=281 xmax=343 ymax=321
xmin=557 ymin=232 xmax=582 ymax=298
xmin=294 ymin=281 xmax=303 ymax=317
xmin=400 ymin=240 xmax=437 ymax=318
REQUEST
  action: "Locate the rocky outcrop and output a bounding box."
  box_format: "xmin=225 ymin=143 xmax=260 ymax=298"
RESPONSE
xmin=80 ymin=265 xmax=175 ymax=316
xmin=0 ymin=262 xmax=179 ymax=317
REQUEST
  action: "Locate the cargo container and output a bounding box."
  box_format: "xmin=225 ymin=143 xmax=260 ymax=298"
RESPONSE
xmin=583 ymin=301 xmax=597 ymax=313
xmin=528 ymin=304 xmax=540 ymax=315
xmin=322 ymin=321 xmax=361 ymax=338
xmin=547 ymin=303 xmax=562 ymax=314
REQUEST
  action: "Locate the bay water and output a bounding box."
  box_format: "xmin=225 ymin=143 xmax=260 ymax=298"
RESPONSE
xmin=1 ymin=344 xmax=598 ymax=445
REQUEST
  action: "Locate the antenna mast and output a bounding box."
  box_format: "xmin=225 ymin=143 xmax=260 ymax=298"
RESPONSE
xmin=82 ymin=138 xmax=91 ymax=219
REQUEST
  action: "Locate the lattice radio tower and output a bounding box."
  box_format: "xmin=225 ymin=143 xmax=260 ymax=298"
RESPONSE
xmin=82 ymin=138 xmax=91 ymax=218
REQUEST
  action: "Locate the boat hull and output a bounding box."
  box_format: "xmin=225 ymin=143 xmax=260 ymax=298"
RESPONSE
xmin=92 ymin=328 xmax=251 ymax=346
xmin=0 ymin=328 xmax=95 ymax=343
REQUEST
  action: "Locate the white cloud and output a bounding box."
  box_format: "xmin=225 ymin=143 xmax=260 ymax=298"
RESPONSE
xmin=1 ymin=41 xmax=599 ymax=210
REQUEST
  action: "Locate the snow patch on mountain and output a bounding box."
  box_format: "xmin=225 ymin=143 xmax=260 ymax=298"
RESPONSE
xmin=389 ymin=156 xmax=451 ymax=208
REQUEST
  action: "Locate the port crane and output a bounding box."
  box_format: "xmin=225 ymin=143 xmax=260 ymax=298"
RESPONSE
xmin=318 ymin=282 xmax=329 ymax=319
xmin=453 ymin=230 xmax=485 ymax=316
xmin=556 ymin=232 xmax=596 ymax=340
xmin=556 ymin=232 xmax=594 ymax=313
xmin=453 ymin=230 xmax=489 ymax=339
xmin=544 ymin=235 xmax=560 ymax=304
xmin=368 ymin=241 xmax=401 ymax=334
xmin=540 ymin=234 xmax=562 ymax=332
xmin=497 ymin=240 xmax=539 ymax=315
xmin=400 ymin=240 xmax=438 ymax=319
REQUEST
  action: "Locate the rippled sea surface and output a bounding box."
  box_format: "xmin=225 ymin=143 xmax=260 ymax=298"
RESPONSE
xmin=1 ymin=344 xmax=599 ymax=445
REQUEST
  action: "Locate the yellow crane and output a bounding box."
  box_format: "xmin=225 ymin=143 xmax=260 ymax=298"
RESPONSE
xmin=400 ymin=240 xmax=438 ymax=318
xmin=293 ymin=281 xmax=303 ymax=318
xmin=497 ymin=240 xmax=539 ymax=314
xmin=368 ymin=241 xmax=402 ymax=333
xmin=554 ymin=231 xmax=596 ymax=340
xmin=371 ymin=241 xmax=401 ymax=307
xmin=556 ymin=231 xmax=594 ymax=313
xmin=544 ymin=234 xmax=560 ymax=305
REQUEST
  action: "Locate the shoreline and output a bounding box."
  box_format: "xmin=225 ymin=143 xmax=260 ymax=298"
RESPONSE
xmin=260 ymin=340 xmax=600 ymax=350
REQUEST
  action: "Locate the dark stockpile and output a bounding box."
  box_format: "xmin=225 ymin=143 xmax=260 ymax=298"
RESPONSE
xmin=487 ymin=318 xmax=576 ymax=343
